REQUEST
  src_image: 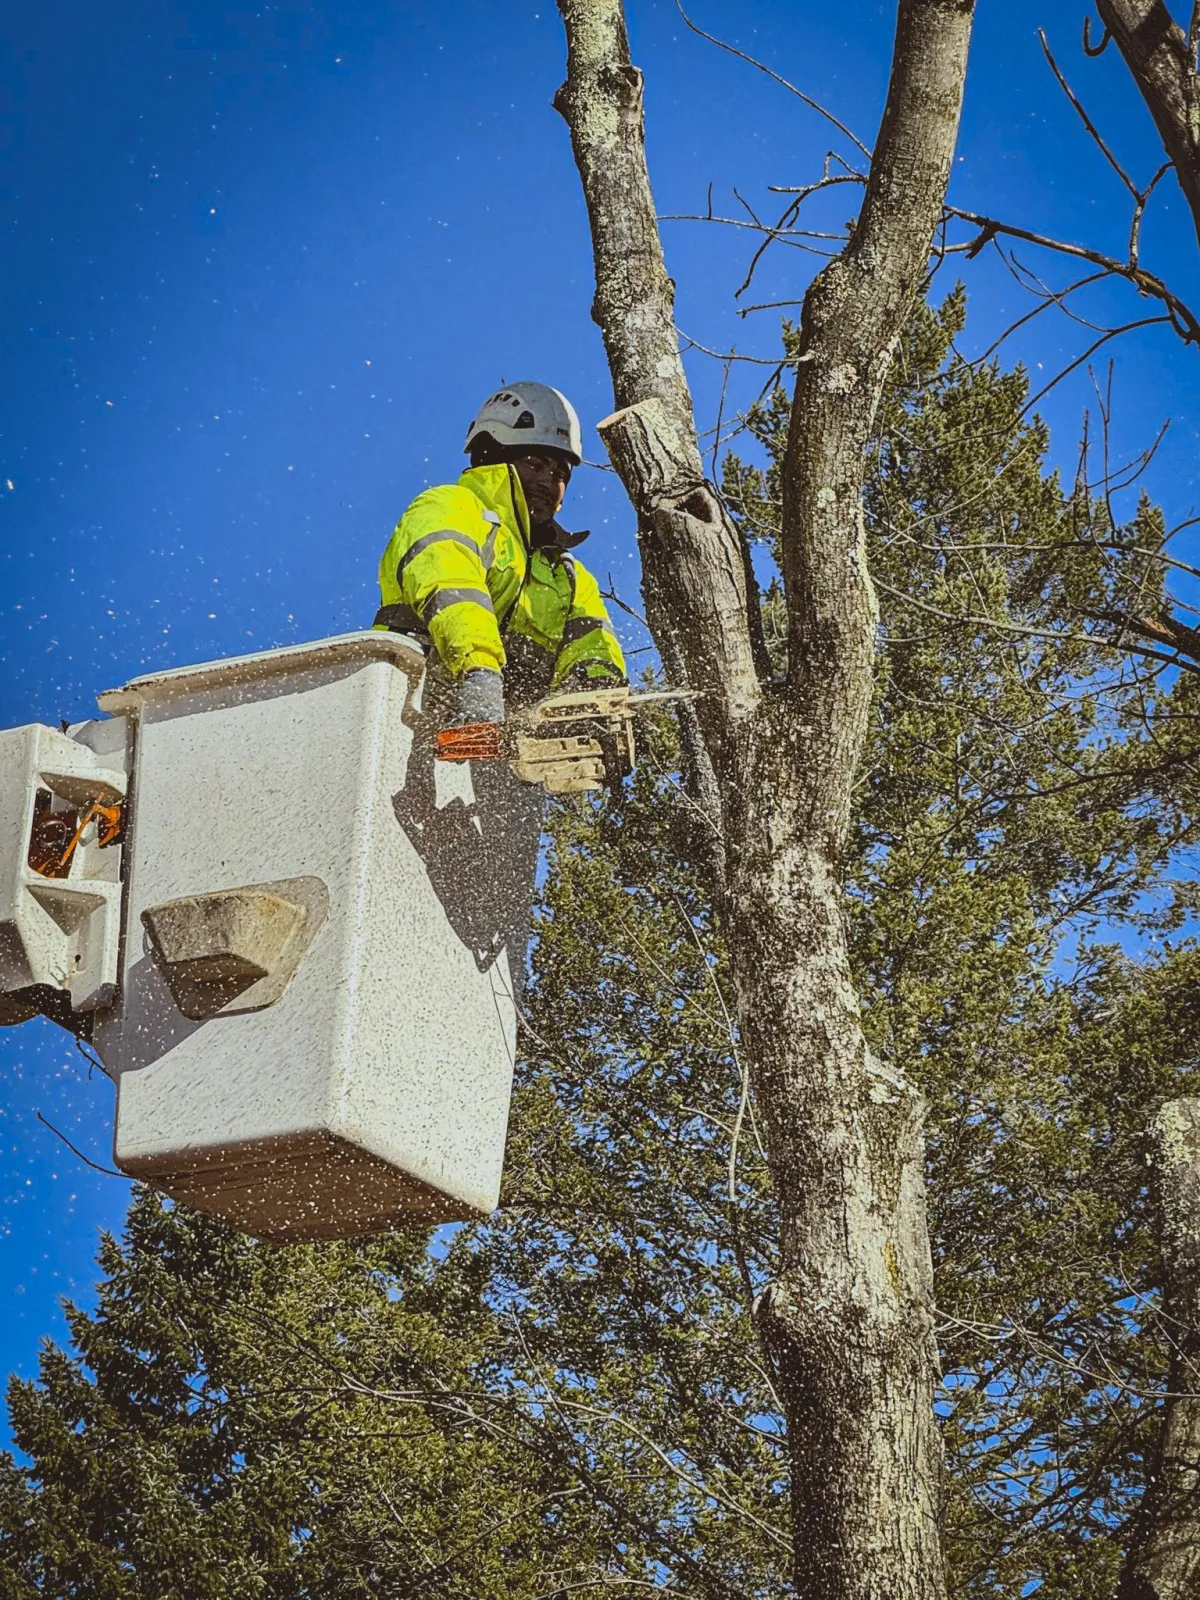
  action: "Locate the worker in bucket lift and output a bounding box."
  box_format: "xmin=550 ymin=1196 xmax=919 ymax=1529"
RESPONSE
xmin=374 ymin=382 xmax=627 ymax=756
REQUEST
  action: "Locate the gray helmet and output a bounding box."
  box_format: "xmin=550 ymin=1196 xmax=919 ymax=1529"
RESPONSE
xmin=464 ymin=382 xmax=583 ymax=466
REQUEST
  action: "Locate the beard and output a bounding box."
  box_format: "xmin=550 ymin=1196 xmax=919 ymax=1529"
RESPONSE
xmin=524 ymin=486 xmax=561 ymax=526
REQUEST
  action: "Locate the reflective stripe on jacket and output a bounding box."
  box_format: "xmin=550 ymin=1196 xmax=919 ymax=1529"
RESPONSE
xmin=375 ymin=463 xmax=625 ymax=688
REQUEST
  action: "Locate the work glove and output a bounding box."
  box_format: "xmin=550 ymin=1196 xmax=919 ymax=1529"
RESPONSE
xmin=451 ymin=667 xmax=506 ymax=726
xmin=436 ymin=667 xmax=506 ymax=762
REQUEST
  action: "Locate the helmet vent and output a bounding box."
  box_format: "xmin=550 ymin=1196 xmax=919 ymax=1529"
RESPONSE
xmin=513 ymin=410 xmax=536 ymax=429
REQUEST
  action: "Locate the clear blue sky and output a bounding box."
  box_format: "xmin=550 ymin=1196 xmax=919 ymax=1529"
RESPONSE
xmin=2 ymin=1 xmax=1199 ymax=1411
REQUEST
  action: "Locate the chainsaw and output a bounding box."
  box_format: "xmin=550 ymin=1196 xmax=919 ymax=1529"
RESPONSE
xmin=435 ymin=685 xmax=699 ymax=794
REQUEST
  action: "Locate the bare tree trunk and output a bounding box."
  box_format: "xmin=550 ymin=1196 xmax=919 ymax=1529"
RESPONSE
xmin=1120 ymin=1098 xmax=1200 ymax=1600
xmin=1095 ymin=0 xmax=1200 ymax=251
xmin=554 ymin=3 xmax=975 ymax=1596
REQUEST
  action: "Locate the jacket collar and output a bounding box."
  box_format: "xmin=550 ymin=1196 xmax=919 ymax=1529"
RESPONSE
xmin=459 ymin=464 xmax=530 ymax=547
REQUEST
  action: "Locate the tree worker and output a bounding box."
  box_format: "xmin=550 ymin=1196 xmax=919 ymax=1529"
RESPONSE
xmin=374 ymin=382 xmax=626 ymax=760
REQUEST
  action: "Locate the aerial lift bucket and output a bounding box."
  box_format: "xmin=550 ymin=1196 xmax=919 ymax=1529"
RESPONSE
xmin=0 ymin=633 xmax=530 ymax=1242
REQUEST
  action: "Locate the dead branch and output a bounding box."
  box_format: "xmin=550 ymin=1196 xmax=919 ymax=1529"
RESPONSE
xmin=1040 ymin=27 xmax=1142 ymax=201
xmin=1083 ymin=15 xmax=1112 ymax=54
xmin=35 ymin=1110 xmax=124 ymax=1178
xmin=945 ymin=206 xmax=1200 ymax=343
xmin=659 ymin=210 xmax=845 ymax=250
xmin=1083 ymin=605 xmax=1200 ymax=670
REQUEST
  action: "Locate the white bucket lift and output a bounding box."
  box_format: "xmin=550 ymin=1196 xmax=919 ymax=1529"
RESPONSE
xmin=0 ymin=632 xmax=533 ymax=1242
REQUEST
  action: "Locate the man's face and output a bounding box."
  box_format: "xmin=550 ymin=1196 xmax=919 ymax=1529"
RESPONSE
xmin=511 ymin=451 xmax=570 ymax=527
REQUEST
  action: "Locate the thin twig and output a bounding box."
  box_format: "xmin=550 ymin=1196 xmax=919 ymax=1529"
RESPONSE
xmin=735 ymin=299 xmax=806 ymax=317
xmin=1038 ymin=29 xmax=1139 ymax=200
xmin=679 ymin=330 xmax=809 ymax=367
xmin=672 ymin=0 xmax=870 ymax=158
xmin=738 ymin=167 xmax=864 ymax=297
xmin=1082 ymin=16 xmax=1110 ymax=56
xmin=970 ymin=270 xmax=1112 ymax=365
xmin=74 ymin=1035 xmax=106 ymax=1078
xmin=36 ymin=1110 xmax=124 ymax=1178
xmin=710 ymin=351 xmax=733 ymax=481
xmin=661 ymin=208 xmax=844 ymax=242
xmin=601 ymin=578 xmax=650 ymax=632
xmin=1129 ymin=163 xmax=1171 ymax=269
xmin=534 ymin=1581 xmax=686 ymax=1599
xmin=875 ymin=578 xmax=1200 ymax=677
xmin=660 ymin=209 xmax=843 ymax=256
xmin=669 ymin=895 xmax=763 ymax=1183
xmin=1018 ymin=317 xmax=1176 ymax=421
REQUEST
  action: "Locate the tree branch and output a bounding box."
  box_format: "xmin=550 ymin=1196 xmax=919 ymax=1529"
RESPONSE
xmin=671 ymin=0 xmax=871 ymax=159
xmin=1040 ymin=27 xmax=1141 ymax=199
xmin=945 ymin=206 xmax=1200 ymax=344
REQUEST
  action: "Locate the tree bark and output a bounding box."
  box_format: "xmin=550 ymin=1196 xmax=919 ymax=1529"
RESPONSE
xmin=1119 ymin=1098 xmax=1200 ymax=1600
xmin=554 ymin=3 xmax=975 ymax=1597
xmin=550 ymin=7 xmax=752 ymax=884
xmin=1095 ymin=0 xmax=1200 ymax=253
xmin=552 ymin=11 xmax=762 ymax=779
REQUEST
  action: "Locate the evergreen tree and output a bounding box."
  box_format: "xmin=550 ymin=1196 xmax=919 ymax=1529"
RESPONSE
xmin=2 ymin=294 xmax=1198 ymax=1598
xmin=0 ymin=1200 xmax=616 ymax=1598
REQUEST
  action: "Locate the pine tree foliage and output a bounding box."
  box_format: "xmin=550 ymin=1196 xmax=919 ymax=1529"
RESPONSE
xmin=2 ymin=294 xmax=1199 ymax=1598
xmin=0 ymin=1197 xmax=619 ymax=1599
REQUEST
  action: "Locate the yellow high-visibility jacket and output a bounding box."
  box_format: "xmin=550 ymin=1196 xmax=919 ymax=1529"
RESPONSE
xmin=374 ymin=463 xmax=625 ymax=690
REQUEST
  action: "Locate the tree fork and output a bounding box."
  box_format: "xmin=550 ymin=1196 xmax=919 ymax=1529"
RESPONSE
xmin=554 ymin=3 xmax=974 ymax=1594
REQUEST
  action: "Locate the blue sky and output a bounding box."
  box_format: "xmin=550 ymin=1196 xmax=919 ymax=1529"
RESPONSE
xmin=2 ymin=0 xmax=1199 ymax=1412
